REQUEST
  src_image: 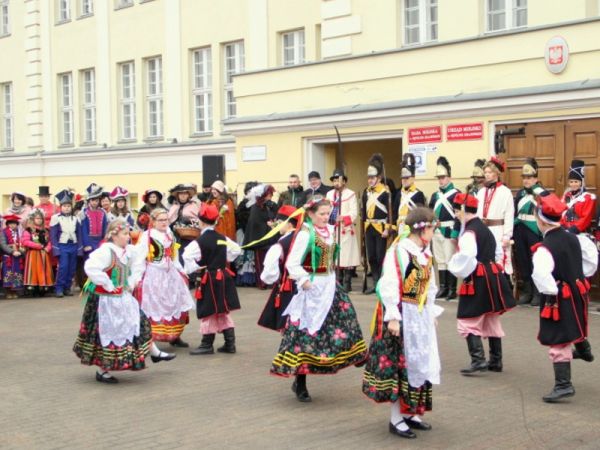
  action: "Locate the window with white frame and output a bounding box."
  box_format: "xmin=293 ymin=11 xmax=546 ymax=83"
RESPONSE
xmin=1 ymin=0 xmax=9 ymax=36
xmin=81 ymin=69 xmax=96 ymax=143
xmin=59 ymin=73 xmax=74 ymax=145
xmin=115 ymin=0 xmax=133 ymax=9
xmin=1 ymin=82 xmax=13 ymax=150
xmin=57 ymin=0 xmax=71 ymax=22
xmin=192 ymin=47 xmax=212 ymax=134
xmin=487 ymin=0 xmax=527 ymax=32
xmin=79 ymin=0 xmax=93 ymax=17
xmin=223 ymin=41 xmax=244 ymax=119
xmin=119 ymin=61 xmax=136 ymax=140
xmin=282 ymin=29 xmax=305 ymax=66
xmin=403 ymin=0 xmax=437 ymax=45
xmin=146 ymin=57 xmax=163 ymax=138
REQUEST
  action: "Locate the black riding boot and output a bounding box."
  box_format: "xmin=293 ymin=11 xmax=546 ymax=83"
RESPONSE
xmin=543 ymin=362 xmax=575 ymax=403
xmin=573 ymin=339 xmax=594 ymax=362
xmin=217 ymin=328 xmax=236 ymax=353
xmin=446 ymin=272 xmax=457 ymax=300
xmin=436 ymin=270 xmax=448 ymax=299
xmin=343 ymin=269 xmax=353 ymax=293
xmin=461 ymin=334 xmax=488 ymax=375
xmin=530 ymin=283 xmax=541 ymax=307
xmin=488 ymin=337 xmax=503 ymax=372
xmin=292 ymin=374 xmax=311 ymax=402
xmin=189 ymin=333 xmax=215 ymax=355
xmin=518 ymin=280 xmax=533 ymax=305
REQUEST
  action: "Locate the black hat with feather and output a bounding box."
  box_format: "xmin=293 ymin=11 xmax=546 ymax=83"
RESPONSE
xmin=522 ymin=157 xmax=539 ymax=177
xmin=435 ymin=156 xmax=451 ymax=177
xmin=367 ymin=153 xmax=384 ymax=177
xmin=401 ymin=153 xmax=416 ymax=178
xmin=472 ymin=158 xmax=486 ymax=178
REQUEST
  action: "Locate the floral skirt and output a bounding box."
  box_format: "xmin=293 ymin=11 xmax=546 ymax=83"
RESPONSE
xmin=2 ymin=255 xmax=24 ymax=289
xmin=270 ymin=289 xmax=367 ymax=376
xmin=73 ymin=293 xmax=151 ymax=371
xmin=362 ymin=321 xmax=433 ymax=415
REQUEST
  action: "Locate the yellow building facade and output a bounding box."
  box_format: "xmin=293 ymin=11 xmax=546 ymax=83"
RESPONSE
xmin=1 ymin=0 xmax=599 ymax=208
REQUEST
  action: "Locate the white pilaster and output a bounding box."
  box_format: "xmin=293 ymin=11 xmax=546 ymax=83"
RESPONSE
xmin=164 ymin=0 xmax=183 ymax=141
xmin=246 ymin=0 xmax=269 ymax=70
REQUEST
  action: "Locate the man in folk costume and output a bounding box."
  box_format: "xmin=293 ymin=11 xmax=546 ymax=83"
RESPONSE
xmin=80 ymin=183 xmax=108 ymax=258
xmin=327 ymin=169 xmax=361 ymax=292
xmin=476 ymin=157 xmax=514 ymax=276
xmin=34 ymin=186 xmax=59 ymax=228
xmin=465 ymin=159 xmax=486 ymax=195
xmin=514 ymin=158 xmax=548 ymax=306
xmin=429 ymin=157 xmax=460 ymax=300
xmin=448 ymin=193 xmax=516 ymax=375
xmin=531 ymin=194 xmax=597 ymax=402
xmin=561 ymin=159 xmax=596 ymax=234
xmin=182 ymin=203 xmax=242 ymax=355
xmin=363 ymin=154 xmax=393 ymax=295
xmin=393 ymin=153 xmax=426 ymax=230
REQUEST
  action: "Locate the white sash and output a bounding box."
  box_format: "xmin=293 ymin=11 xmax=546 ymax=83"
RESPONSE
xmin=434 ymin=188 xmax=457 ymax=219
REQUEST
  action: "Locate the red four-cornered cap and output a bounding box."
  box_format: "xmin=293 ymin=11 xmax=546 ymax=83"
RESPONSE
xmin=537 ymin=193 xmax=567 ymax=222
xmin=452 ymin=193 xmax=478 ymax=209
xmin=199 ymin=203 xmax=219 ymax=222
xmin=277 ymin=205 xmax=297 ymax=219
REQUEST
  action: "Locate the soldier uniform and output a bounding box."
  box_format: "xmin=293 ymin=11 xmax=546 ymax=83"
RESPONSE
xmin=393 ymin=153 xmax=426 ymax=230
xmin=465 ymin=159 xmax=486 ymax=195
xmin=561 ymin=159 xmax=596 ymax=234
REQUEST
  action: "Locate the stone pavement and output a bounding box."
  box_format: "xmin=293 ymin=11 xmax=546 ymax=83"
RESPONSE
xmin=1 ymin=286 xmax=600 ymax=450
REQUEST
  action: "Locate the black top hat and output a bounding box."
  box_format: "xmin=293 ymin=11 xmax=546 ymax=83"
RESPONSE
xmin=329 ymin=169 xmax=347 ymax=182
xmin=37 ymin=186 xmax=51 ymax=196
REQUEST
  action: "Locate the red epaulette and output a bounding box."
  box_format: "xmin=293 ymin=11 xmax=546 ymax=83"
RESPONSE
xmin=530 ymin=242 xmax=544 ymax=253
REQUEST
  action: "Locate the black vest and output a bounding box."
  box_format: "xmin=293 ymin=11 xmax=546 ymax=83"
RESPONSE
xmin=197 ymin=229 xmax=227 ymax=271
xmin=277 ymin=232 xmax=294 ymax=274
xmin=464 ymin=217 xmax=496 ymax=263
xmin=543 ymin=227 xmax=584 ymax=285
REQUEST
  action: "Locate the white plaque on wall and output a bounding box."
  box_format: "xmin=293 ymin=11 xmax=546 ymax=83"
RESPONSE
xmin=242 ymin=145 xmax=267 ymax=161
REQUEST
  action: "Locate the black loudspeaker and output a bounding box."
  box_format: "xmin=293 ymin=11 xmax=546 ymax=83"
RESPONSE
xmin=202 ymin=155 xmax=225 ymax=186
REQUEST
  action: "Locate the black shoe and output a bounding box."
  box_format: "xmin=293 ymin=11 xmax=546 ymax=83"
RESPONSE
xmin=63 ymin=290 xmax=74 ymax=297
xmin=461 ymin=334 xmax=488 ymax=375
xmin=217 ymin=328 xmax=236 ymax=353
xmin=388 ymin=422 xmax=416 ymax=439
xmin=487 ymin=337 xmax=503 ymax=372
xmin=543 ymin=362 xmax=575 ymax=403
xmin=190 ymin=334 xmax=215 ymax=355
xmin=96 ymin=371 xmax=118 ymax=384
xmin=446 ymin=273 xmax=457 ymax=300
xmin=436 ymin=270 xmax=448 ymax=299
xmin=403 ymin=416 xmax=432 ymax=431
xmin=292 ymin=375 xmax=312 ymax=402
xmin=55 ymin=291 xmax=64 ymax=298
xmin=170 ymin=337 xmax=190 ymax=348
xmin=573 ymin=340 xmax=594 ymax=362
xmin=364 ymin=287 xmax=376 ymax=295
xmin=151 ymin=352 xmax=176 ymax=363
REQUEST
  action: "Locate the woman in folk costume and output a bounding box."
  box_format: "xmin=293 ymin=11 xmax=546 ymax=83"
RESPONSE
xmin=428 ymin=156 xmax=461 ymax=300
xmin=531 ymin=193 xmax=597 ymax=402
xmin=393 ymin=153 xmax=426 ymax=230
xmin=513 ymin=158 xmax=548 ymax=306
xmin=235 ymin=181 xmax=259 ymax=286
xmin=1 ymin=214 xmax=26 ymax=298
xmin=476 ymin=156 xmax=515 ymax=276
xmin=182 ymin=203 xmax=242 ymax=355
xmin=561 ymin=159 xmax=596 ymax=234
xmin=73 ymin=219 xmax=175 ymax=385
xmin=258 ymin=205 xmax=299 ymax=331
xmin=326 ymin=169 xmax=361 ymax=292
xmin=362 ymin=207 xmax=442 ymax=439
xmin=5 ymin=192 xmax=32 ymax=227
xmin=243 ymin=184 xmax=279 ymax=289
xmin=465 ymin=159 xmax=486 ymax=195
xmin=167 ymin=184 xmax=201 ymax=266
xmin=22 ymin=209 xmax=54 ymax=296
xmin=448 ymin=193 xmax=516 ymax=375
xmin=107 ymin=186 xmax=135 ymax=227
xmin=271 ymin=198 xmax=367 ymax=402
xmin=80 ymin=183 xmax=109 ymax=258
xmin=137 ymin=188 xmax=163 ymax=231
xmin=136 ymin=208 xmax=195 ymax=349
xmin=207 ymin=180 xmax=237 ymax=241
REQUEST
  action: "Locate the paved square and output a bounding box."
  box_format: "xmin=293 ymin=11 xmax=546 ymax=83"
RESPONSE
xmin=1 ymin=287 xmax=599 ymax=449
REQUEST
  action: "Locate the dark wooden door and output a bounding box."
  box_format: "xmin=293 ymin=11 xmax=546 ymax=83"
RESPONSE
xmin=565 ymin=119 xmax=600 ymax=199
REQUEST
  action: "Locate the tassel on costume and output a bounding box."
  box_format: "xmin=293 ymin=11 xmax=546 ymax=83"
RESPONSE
xmin=282 ymin=278 xmax=292 ymax=292
xmin=541 ymin=305 xmax=552 ymax=319
xmin=274 ymin=294 xmax=281 ymax=308
xmin=561 ymin=283 xmax=571 ymax=299
xmin=576 ymin=280 xmax=586 ymax=295
xmin=476 ymin=264 xmax=485 ymax=277
xmin=468 ymin=284 xmax=475 ymax=295
xmin=195 ymin=287 xmax=203 ymax=300
xmin=491 ymin=263 xmax=499 ymax=274
xmin=459 ymin=284 xmax=468 ymax=295
xmin=552 ymin=305 xmax=560 ymax=321
xmin=216 ymin=270 xmax=223 ymax=281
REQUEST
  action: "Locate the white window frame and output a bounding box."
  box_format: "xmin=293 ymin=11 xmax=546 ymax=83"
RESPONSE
xmin=119 ymin=61 xmax=136 ymax=141
xmin=57 ymin=0 xmax=71 ymax=23
xmin=192 ymin=47 xmax=213 ymax=134
xmin=223 ymin=41 xmax=244 ymax=119
xmin=145 ymin=56 xmax=163 ymax=139
xmin=403 ymin=0 xmax=437 ymax=46
xmin=282 ymin=29 xmax=305 ymax=66
xmin=486 ymin=0 xmax=527 ymax=33
xmin=1 ymin=82 xmax=13 ymax=150
xmin=115 ymin=0 xmax=133 ymax=9
xmin=59 ymin=73 xmax=74 ymax=145
xmin=0 ymin=0 xmax=9 ymax=36
xmin=81 ymin=69 xmax=96 ymax=144
xmin=79 ymin=0 xmax=93 ymax=17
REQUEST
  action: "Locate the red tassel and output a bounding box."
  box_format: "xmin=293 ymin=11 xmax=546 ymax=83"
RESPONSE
xmin=195 ymin=287 xmax=203 ymax=300
xmin=561 ymin=283 xmax=571 ymax=299
xmin=274 ymin=294 xmax=281 ymax=308
xmin=216 ymin=270 xmax=223 ymax=281
xmin=476 ymin=264 xmax=485 ymax=277
xmin=468 ymin=284 xmax=475 ymax=295
xmin=282 ymin=278 xmax=292 ymax=292
xmin=201 ymin=272 xmax=209 ymax=284
xmin=541 ymin=305 xmax=552 ymax=319
xmin=576 ymin=280 xmax=586 ymax=294
xmin=491 ymin=264 xmax=498 ymax=274
xmin=552 ymin=305 xmax=560 ymax=321
xmin=459 ymin=284 xmax=467 ymax=295
xmin=584 ymin=279 xmax=591 ymax=290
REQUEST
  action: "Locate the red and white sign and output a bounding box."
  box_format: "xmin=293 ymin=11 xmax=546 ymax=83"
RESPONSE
xmin=408 ymin=126 xmax=442 ymax=144
xmin=446 ymin=122 xmax=484 ymax=141
xmin=544 ymin=36 xmax=569 ymax=74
